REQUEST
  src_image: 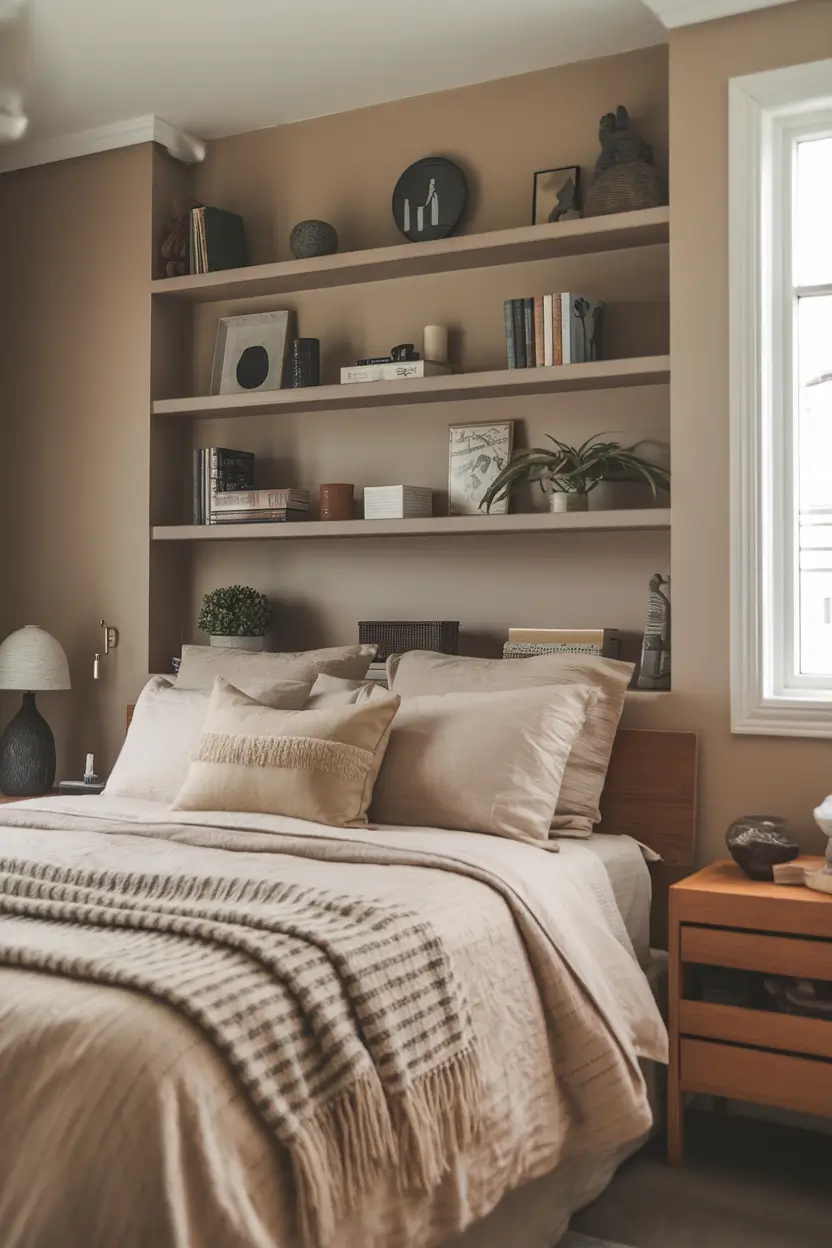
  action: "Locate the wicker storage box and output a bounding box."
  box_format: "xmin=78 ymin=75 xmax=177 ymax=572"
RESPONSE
xmin=358 ymin=621 xmax=459 ymax=663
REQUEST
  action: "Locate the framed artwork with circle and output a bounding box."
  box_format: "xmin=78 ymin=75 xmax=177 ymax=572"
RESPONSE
xmin=532 ymin=165 xmax=581 ymax=225
xmin=392 ymin=157 xmax=467 ymax=243
xmin=210 ymin=311 xmax=291 ymax=395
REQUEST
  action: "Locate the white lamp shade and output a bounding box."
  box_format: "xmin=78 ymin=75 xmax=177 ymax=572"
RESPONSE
xmin=0 ymin=625 xmax=71 ymax=691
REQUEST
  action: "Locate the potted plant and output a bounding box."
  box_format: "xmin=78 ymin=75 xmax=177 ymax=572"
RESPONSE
xmin=480 ymin=434 xmax=669 ymax=514
xmin=198 ymin=585 xmax=270 ymax=650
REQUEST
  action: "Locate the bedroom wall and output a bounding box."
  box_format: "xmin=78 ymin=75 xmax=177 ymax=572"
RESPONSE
xmin=180 ymin=44 xmax=671 ymax=677
xmin=0 ymin=145 xmax=154 ymax=777
xmin=666 ymin=0 xmax=832 ymax=859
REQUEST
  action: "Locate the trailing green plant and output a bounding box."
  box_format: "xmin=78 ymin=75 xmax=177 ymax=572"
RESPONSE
xmin=198 ymin=585 xmax=269 ymax=637
xmin=480 ymin=434 xmax=670 ymax=512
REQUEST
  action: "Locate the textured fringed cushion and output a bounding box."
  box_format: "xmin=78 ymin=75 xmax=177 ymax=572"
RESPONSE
xmin=172 ymin=677 xmax=400 ymax=826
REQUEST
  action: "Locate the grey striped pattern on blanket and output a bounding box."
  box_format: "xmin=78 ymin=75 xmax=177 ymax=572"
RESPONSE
xmin=0 ymin=857 xmax=482 ymax=1248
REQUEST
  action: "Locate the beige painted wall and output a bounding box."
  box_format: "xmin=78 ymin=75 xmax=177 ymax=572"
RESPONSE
xmin=668 ymin=0 xmax=832 ymax=858
xmin=0 ymin=146 xmax=153 ymax=777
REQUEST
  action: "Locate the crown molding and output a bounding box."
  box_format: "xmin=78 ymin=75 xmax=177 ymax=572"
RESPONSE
xmin=0 ymin=114 xmax=206 ymax=175
xmin=643 ymin=0 xmax=798 ymax=28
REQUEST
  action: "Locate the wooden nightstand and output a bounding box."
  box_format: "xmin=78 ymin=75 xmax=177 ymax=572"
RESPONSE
xmin=668 ymin=858 xmax=832 ymax=1165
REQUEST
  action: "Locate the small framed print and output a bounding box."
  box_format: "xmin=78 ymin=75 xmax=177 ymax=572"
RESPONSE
xmin=532 ymin=165 xmax=581 ymax=225
xmin=210 ymin=311 xmax=291 ymax=395
xmin=448 ymin=421 xmax=514 ymax=516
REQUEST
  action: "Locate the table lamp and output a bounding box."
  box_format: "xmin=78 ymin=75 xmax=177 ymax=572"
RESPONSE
xmin=0 ymin=625 xmax=71 ymax=796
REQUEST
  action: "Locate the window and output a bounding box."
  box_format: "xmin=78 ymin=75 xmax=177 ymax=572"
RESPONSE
xmin=730 ymin=60 xmax=832 ymax=736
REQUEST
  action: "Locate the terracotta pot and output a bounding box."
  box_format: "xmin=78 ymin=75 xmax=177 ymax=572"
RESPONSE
xmin=319 ymin=483 xmax=354 ymax=521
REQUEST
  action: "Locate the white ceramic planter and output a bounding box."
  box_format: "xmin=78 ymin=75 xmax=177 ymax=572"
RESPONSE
xmin=548 ymin=491 xmax=589 ymax=514
xmin=209 ymin=635 xmax=266 ymax=651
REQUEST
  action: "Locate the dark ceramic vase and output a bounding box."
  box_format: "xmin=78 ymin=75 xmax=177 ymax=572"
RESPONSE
xmin=289 ymin=220 xmax=338 ymax=259
xmin=725 ymin=815 xmax=799 ymax=881
xmin=0 ymin=692 xmax=56 ymax=796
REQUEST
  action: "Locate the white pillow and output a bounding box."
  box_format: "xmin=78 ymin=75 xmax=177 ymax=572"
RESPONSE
xmin=306 ymin=673 xmax=390 ymax=708
xmin=104 ymin=675 xmax=312 ymax=805
xmin=370 ymin=683 xmax=597 ymax=843
xmin=175 ymin=644 xmax=377 ymax=689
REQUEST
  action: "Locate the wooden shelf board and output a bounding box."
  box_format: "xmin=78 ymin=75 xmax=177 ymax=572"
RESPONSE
xmin=150 ymin=207 xmax=670 ymax=303
xmin=152 ymin=509 xmax=671 ymax=543
xmin=154 ymin=356 xmax=670 ymax=420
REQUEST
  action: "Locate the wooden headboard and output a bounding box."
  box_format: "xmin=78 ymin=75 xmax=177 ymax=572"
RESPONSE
xmin=125 ymin=705 xmax=696 ymax=945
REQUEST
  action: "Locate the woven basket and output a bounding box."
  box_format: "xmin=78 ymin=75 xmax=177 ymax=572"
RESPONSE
xmin=583 ymin=161 xmax=663 ymax=218
xmin=358 ymin=621 xmax=459 ymax=663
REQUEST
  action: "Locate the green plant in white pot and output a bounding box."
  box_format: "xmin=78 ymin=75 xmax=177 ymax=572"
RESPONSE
xmin=480 ymin=434 xmax=669 ymax=514
xmin=198 ymin=585 xmax=270 ymax=651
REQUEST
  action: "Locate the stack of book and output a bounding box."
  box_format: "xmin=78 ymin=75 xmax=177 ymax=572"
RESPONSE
xmin=193 ymin=448 xmax=254 ymax=524
xmin=341 ymin=360 xmax=451 ymax=384
xmin=503 ymin=293 xmax=605 ymax=369
xmin=210 ymin=488 xmax=311 ymax=525
xmin=503 ymin=628 xmax=621 ymax=659
xmin=189 ymin=206 xmax=248 ymax=274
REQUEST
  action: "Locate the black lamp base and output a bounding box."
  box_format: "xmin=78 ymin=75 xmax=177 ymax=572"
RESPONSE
xmin=0 ymin=692 xmax=56 ymax=796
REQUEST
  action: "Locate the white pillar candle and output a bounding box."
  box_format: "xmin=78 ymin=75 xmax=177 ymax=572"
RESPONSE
xmin=423 ymin=324 xmax=448 ymax=364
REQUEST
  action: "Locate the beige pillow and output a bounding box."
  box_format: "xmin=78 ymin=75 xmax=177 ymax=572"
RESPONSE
xmin=175 ymin=643 xmax=377 ymax=689
xmin=172 ymin=677 xmax=400 ymax=826
xmin=306 ymin=673 xmax=390 ymax=709
xmin=370 ymin=683 xmax=596 ymax=843
xmin=105 ymin=675 xmax=313 ymax=805
xmin=386 ymin=651 xmax=634 ymax=836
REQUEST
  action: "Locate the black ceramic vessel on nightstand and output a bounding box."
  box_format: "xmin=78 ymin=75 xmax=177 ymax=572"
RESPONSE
xmin=725 ymin=815 xmax=800 ymax=881
xmin=0 ymin=693 xmax=57 ymax=796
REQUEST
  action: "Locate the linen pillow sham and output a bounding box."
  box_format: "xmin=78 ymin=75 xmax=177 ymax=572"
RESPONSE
xmin=172 ymin=677 xmax=400 ymax=826
xmin=386 ymin=650 xmax=634 ymax=836
xmin=305 ymin=673 xmax=390 ymax=708
xmin=370 ymin=683 xmax=596 ymax=843
xmin=175 ymin=643 xmax=377 ymax=689
xmin=104 ymin=675 xmax=313 ymax=805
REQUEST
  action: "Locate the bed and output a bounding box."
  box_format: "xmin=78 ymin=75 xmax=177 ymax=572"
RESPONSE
xmin=0 ymin=705 xmax=696 ymax=1248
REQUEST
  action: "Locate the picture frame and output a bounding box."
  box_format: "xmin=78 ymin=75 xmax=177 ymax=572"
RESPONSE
xmin=448 ymin=421 xmax=515 ymax=516
xmin=532 ymin=165 xmax=581 ymax=226
xmin=210 ymin=311 xmax=291 ymax=396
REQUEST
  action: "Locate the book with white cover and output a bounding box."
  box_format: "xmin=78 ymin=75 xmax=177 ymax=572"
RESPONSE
xmin=341 ymin=361 xmax=451 ymax=385
xmin=364 ymin=486 xmax=433 ymax=520
xmin=211 ymin=488 xmax=310 ymax=512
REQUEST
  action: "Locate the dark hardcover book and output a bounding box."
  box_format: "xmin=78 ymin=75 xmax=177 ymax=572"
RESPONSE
xmin=511 ymin=300 xmax=526 ymax=369
xmin=202 ymin=206 xmax=248 ymax=273
xmin=504 ymin=299 xmax=516 ymax=369
xmin=192 ymin=448 xmax=203 ymax=524
xmin=356 ymin=356 xmax=394 ymax=366
xmin=523 ymin=297 xmax=536 ymax=368
xmin=206 ymin=448 xmax=255 ymax=521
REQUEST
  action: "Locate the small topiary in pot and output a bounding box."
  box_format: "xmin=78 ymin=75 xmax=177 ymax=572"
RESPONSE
xmin=198 ymin=585 xmax=270 ymax=650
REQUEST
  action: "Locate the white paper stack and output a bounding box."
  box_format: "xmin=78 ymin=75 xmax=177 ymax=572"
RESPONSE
xmin=364 ymin=486 xmax=433 ymax=520
xmin=341 ymin=362 xmax=451 ymax=384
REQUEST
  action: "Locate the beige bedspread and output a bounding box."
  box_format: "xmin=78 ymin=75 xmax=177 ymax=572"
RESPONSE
xmin=0 ymin=797 xmax=667 ymax=1248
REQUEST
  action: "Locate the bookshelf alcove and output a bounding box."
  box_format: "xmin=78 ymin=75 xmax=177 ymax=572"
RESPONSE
xmin=149 ymin=186 xmax=670 ymax=674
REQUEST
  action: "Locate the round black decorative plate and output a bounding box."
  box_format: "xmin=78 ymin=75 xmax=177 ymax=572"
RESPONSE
xmin=392 ymin=157 xmax=467 ymax=243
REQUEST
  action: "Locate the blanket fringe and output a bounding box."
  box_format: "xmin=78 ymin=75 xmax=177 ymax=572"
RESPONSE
xmin=393 ymin=1049 xmax=483 ymax=1194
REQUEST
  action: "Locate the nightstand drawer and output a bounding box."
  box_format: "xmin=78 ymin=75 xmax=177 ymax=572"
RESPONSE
xmin=681 ymin=925 xmax=832 ymax=979
xmin=680 ymin=1000 xmax=832 ymax=1059
xmin=680 ymin=1038 xmax=832 ymax=1116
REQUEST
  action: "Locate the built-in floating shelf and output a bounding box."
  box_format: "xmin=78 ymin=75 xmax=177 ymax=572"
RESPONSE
xmin=153 ymin=509 xmax=671 ymax=543
xmin=153 ymin=356 xmax=670 ymax=421
xmin=150 ymin=207 xmax=670 ymax=304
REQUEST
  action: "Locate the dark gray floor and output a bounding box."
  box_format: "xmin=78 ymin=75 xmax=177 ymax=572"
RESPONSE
xmin=568 ymin=1113 xmax=832 ymax=1247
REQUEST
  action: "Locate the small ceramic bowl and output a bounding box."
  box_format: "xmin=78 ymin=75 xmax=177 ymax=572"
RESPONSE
xmin=725 ymin=815 xmax=799 ymax=881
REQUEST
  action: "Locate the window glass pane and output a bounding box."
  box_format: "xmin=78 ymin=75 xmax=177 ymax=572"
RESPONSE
xmin=795 ymin=135 xmax=832 ymax=288
xmin=797 ymin=294 xmax=832 ymax=675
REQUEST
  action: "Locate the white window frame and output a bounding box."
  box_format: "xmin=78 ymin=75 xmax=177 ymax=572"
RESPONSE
xmin=730 ymin=58 xmax=832 ymax=738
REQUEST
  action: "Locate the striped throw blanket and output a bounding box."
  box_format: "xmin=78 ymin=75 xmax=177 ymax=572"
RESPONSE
xmin=0 ymin=857 xmax=482 ymax=1248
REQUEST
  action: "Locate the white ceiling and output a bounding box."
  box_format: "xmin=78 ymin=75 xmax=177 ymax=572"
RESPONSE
xmin=0 ymin=0 xmax=800 ymax=169
xmin=8 ymin=0 xmax=666 ymax=143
